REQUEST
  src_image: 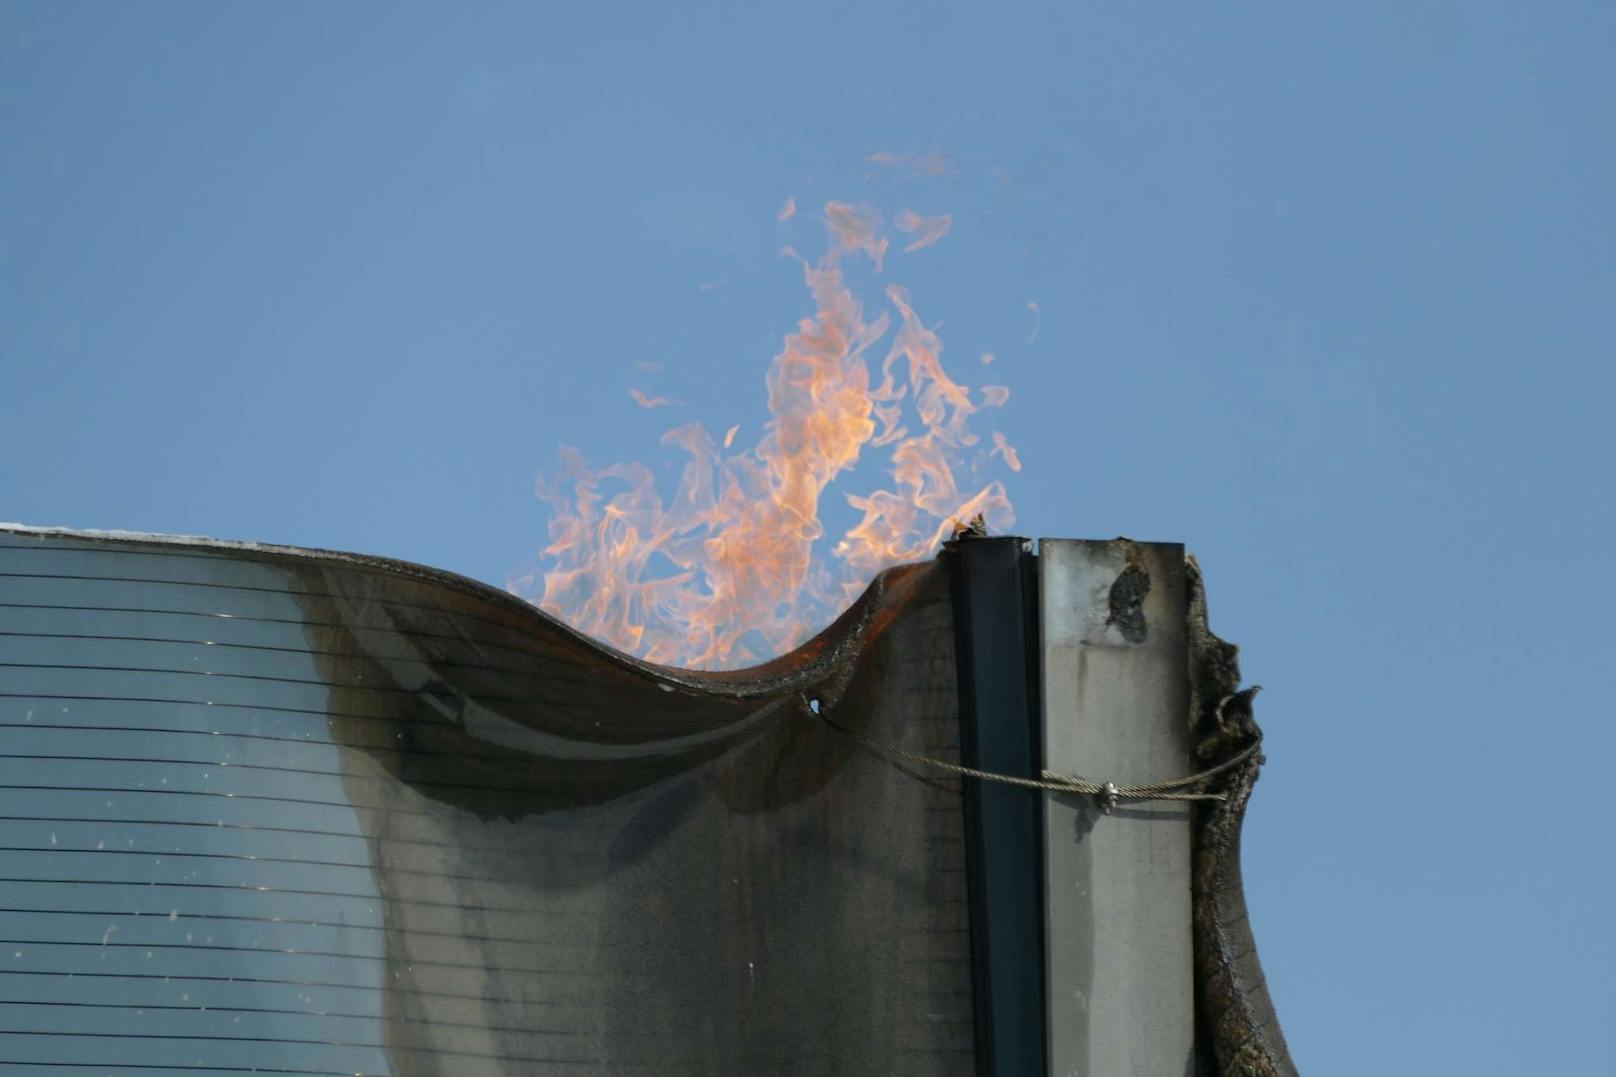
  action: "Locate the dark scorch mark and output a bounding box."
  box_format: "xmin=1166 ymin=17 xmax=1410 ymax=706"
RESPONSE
xmin=1106 ymin=563 xmax=1151 ymax=643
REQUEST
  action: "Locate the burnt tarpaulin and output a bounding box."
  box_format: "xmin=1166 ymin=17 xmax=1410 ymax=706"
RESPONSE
xmin=0 ymin=526 xmax=975 ymax=1075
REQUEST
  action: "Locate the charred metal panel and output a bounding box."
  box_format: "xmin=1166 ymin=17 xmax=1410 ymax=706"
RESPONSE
xmin=947 ymin=537 xmax=1045 ymax=1077
xmin=0 ymin=526 xmax=975 ymax=1075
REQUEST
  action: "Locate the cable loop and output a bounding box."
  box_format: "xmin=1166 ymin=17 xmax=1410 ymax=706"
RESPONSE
xmin=802 ymin=694 xmax=1258 ymax=808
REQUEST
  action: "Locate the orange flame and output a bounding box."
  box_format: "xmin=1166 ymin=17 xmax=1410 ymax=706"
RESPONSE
xmin=991 ymin=431 xmax=1022 ymax=472
xmin=896 ymin=209 xmax=953 ymax=252
xmin=522 ymin=201 xmax=1016 ymax=669
xmin=824 ymin=202 xmax=889 ymax=272
xmin=629 ymin=388 xmax=679 ymax=409
xmin=867 ymin=150 xmax=948 ymax=176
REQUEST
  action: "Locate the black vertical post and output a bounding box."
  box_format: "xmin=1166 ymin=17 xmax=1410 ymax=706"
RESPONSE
xmin=948 ymin=536 xmax=1046 ymax=1076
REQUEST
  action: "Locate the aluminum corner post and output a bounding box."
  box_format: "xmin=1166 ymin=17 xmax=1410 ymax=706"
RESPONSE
xmin=1038 ymin=539 xmax=1194 ymax=1077
xmin=947 ymin=536 xmax=1046 ymax=1077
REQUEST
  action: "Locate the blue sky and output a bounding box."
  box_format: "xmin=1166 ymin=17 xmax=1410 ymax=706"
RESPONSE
xmin=4 ymin=2 xmax=1613 ymax=1071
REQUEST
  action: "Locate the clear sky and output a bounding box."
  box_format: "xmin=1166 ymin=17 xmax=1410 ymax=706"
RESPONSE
xmin=4 ymin=3 xmax=1613 ymax=1071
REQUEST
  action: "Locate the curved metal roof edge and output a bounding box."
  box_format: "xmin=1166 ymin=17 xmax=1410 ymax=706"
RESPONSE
xmin=0 ymin=522 xmax=934 ymax=701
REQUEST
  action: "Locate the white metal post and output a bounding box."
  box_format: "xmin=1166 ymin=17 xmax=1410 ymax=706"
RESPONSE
xmin=1039 ymin=539 xmax=1194 ymax=1076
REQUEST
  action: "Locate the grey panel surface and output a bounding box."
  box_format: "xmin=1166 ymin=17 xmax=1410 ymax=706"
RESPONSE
xmin=1038 ymin=540 xmax=1193 ymax=1077
xmin=0 ymin=527 xmax=975 ymax=1075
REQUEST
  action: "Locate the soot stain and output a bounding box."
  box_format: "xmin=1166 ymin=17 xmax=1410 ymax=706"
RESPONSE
xmin=1106 ymin=563 xmax=1151 ymax=643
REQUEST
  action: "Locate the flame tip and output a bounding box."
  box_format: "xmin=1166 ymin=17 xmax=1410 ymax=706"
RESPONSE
xmin=527 ymin=194 xmax=1019 ymax=669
